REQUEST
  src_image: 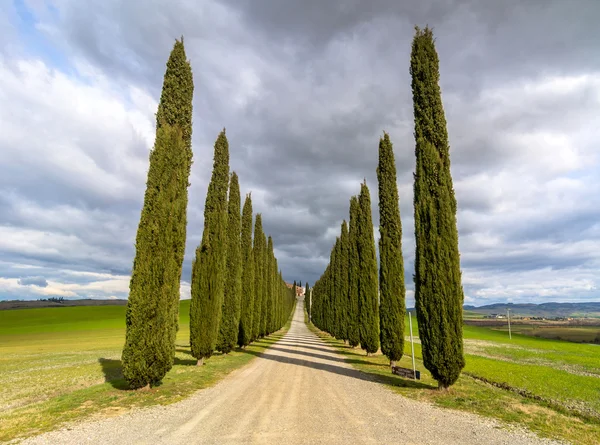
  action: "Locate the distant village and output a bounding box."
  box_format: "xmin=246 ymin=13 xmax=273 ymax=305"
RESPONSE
xmin=285 ymin=282 xmax=305 ymax=298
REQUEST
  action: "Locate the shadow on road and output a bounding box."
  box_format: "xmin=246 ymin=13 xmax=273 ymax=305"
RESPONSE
xmin=242 ymin=347 xmax=433 ymax=390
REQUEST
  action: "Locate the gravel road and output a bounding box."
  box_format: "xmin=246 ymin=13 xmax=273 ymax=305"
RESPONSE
xmin=18 ymin=302 xmax=564 ymax=445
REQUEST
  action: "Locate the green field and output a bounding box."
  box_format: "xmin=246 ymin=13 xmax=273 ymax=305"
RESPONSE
xmin=491 ymin=324 xmax=600 ymax=344
xmin=310 ymin=313 xmax=600 ymax=445
xmin=0 ymin=301 xmax=291 ymax=442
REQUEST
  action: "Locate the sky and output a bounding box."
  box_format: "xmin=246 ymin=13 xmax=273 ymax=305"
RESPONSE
xmin=1 ymin=0 xmax=600 ymax=307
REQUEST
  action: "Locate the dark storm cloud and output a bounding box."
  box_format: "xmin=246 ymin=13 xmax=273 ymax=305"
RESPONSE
xmin=2 ymin=0 xmax=600 ymax=303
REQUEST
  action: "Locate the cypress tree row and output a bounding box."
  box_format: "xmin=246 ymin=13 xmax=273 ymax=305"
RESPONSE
xmin=121 ymin=39 xmax=193 ymax=389
xmin=377 ymin=132 xmax=406 ymax=366
xmin=260 ymin=232 xmax=269 ymax=337
xmin=190 ymin=129 xmax=230 ymax=365
xmin=217 ymin=172 xmax=242 ymax=354
xmin=347 ymin=196 xmax=361 ymax=347
xmin=238 ymin=194 xmax=254 ymax=347
xmin=252 ymin=214 xmax=265 ymax=341
xmin=357 ymin=181 xmax=379 ymax=354
xmin=411 ymin=26 xmax=465 ymax=389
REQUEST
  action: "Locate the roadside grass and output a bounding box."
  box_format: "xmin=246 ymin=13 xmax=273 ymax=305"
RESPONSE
xmin=307 ymin=314 xmax=600 ymax=445
xmin=0 ymin=301 xmax=291 ymax=443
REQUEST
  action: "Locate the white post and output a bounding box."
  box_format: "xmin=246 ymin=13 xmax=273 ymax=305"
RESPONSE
xmin=409 ymin=311 xmax=416 ymax=379
xmin=507 ymin=308 xmax=512 ymax=340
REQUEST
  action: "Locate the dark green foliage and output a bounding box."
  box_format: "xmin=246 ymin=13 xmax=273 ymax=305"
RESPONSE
xmin=155 ymin=39 xmax=194 ymax=151
xmin=238 ymin=194 xmax=254 ymax=347
xmin=305 ymin=282 xmax=311 ymax=320
xmin=260 ymin=233 xmax=268 ymax=337
xmin=252 ymin=214 xmax=265 ymax=341
xmin=331 ymin=237 xmax=341 ymax=338
xmin=347 ymin=196 xmax=360 ymax=347
xmin=190 ymin=130 xmax=230 ymax=362
xmin=377 ymin=132 xmax=406 ymax=363
xmin=122 ymin=39 xmax=193 ymax=389
xmin=338 ymin=220 xmax=350 ymax=341
xmin=265 ymin=236 xmax=274 ymax=335
xmin=357 ymin=181 xmax=379 ymax=354
xmin=217 ymin=172 xmax=242 ymax=354
xmin=411 ymin=26 xmax=465 ymax=388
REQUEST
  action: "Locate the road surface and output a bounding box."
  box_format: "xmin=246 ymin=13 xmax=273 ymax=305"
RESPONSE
xmin=20 ymin=301 xmax=561 ymax=444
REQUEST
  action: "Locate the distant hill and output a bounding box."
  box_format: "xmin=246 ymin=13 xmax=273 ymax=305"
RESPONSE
xmin=0 ymin=299 xmax=128 ymax=310
xmin=463 ymin=302 xmax=600 ymax=318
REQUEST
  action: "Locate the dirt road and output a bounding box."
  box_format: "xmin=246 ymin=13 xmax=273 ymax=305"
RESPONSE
xmin=20 ymin=302 xmax=561 ymax=444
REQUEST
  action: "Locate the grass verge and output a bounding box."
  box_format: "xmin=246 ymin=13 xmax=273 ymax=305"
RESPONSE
xmin=0 ymin=304 xmax=292 ymax=443
xmin=306 ymin=315 xmax=600 ymax=445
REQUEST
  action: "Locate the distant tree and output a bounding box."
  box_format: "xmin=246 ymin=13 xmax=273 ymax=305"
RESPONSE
xmin=347 ymin=196 xmax=360 ymax=347
xmin=121 ymin=38 xmax=193 ymax=389
xmin=377 ymin=132 xmax=406 ymax=366
xmin=190 ymin=129 xmax=230 ymax=365
xmin=411 ymin=26 xmax=465 ymax=389
xmin=357 ymin=181 xmax=379 ymax=354
xmin=252 ymin=214 xmax=265 ymax=341
xmin=238 ymin=194 xmax=254 ymax=347
xmin=217 ymin=172 xmax=242 ymax=354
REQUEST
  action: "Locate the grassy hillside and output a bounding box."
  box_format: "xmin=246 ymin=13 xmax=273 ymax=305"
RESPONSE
xmin=0 ymin=300 xmax=290 ymax=442
xmin=463 ymin=302 xmax=600 ymax=318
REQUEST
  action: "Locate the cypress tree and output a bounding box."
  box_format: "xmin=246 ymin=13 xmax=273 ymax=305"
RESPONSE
xmin=377 ymin=132 xmax=406 ymax=366
xmin=260 ymin=233 xmax=269 ymax=337
xmin=121 ymin=39 xmax=193 ymax=389
xmin=252 ymin=214 xmax=264 ymax=341
xmin=339 ymin=220 xmax=350 ymax=341
xmin=266 ymin=236 xmax=274 ymax=334
xmin=190 ymin=129 xmax=230 ymax=364
xmin=305 ymin=282 xmax=311 ymax=320
xmin=238 ymin=194 xmax=254 ymax=347
xmin=411 ymin=26 xmax=465 ymax=389
xmin=217 ymin=172 xmax=242 ymax=353
xmin=332 ymin=237 xmax=341 ymax=338
xmin=357 ymin=181 xmax=379 ymax=354
xmin=347 ymin=196 xmax=360 ymax=347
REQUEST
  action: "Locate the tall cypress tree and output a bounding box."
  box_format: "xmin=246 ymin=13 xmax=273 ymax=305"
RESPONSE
xmin=357 ymin=181 xmax=379 ymax=354
xmin=260 ymin=232 xmax=269 ymax=337
xmin=347 ymin=196 xmax=360 ymax=347
xmin=332 ymin=237 xmax=341 ymax=338
xmin=377 ymin=132 xmax=406 ymax=366
xmin=122 ymin=39 xmax=193 ymax=389
xmin=339 ymin=220 xmax=350 ymax=342
xmin=217 ymin=172 xmax=242 ymax=353
xmin=238 ymin=194 xmax=254 ymax=347
xmin=411 ymin=26 xmax=465 ymax=389
xmin=305 ymin=282 xmax=311 ymax=321
xmin=266 ymin=236 xmax=274 ymax=334
xmin=190 ymin=129 xmax=230 ymax=365
xmin=252 ymin=214 xmax=264 ymax=341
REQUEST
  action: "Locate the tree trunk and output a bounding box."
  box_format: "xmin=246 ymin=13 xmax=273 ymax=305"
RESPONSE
xmin=197 ymin=357 xmax=204 ymax=366
xmin=390 ymin=360 xmax=397 ymax=368
xmin=438 ymin=381 xmax=450 ymax=391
